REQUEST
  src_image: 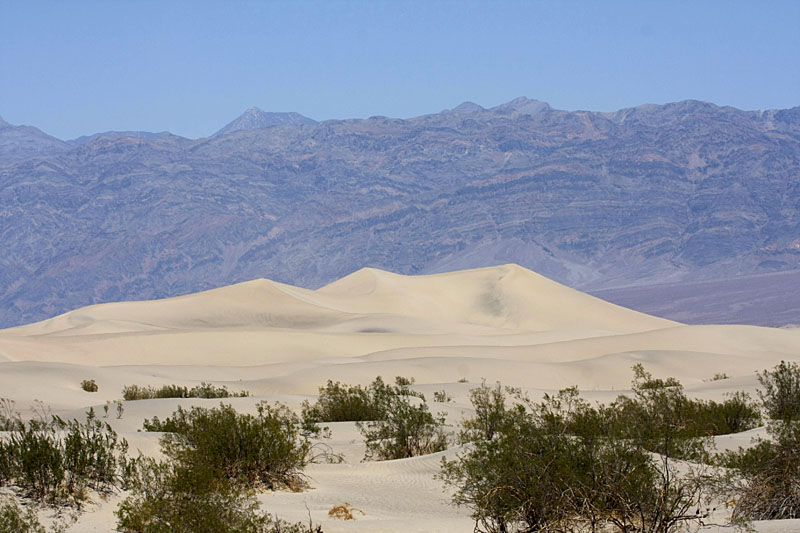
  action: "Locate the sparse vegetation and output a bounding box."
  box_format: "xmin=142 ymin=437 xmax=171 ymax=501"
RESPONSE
xmin=120 ymin=401 xmax=321 ymax=532
xmin=300 ymin=376 xmax=422 ymax=425
xmin=439 ymin=367 xmax=744 ymax=533
xmin=142 ymin=402 xmax=308 ymax=490
xmin=433 ymin=390 xmax=452 ymax=403
xmin=0 ymin=499 xmax=46 ymax=533
xmin=122 ymin=382 xmax=249 ymax=401
xmin=300 ymin=376 xmax=448 ymax=461
xmin=358 ymin=397 xmax=448 ymax=460
xmin=720 ymin=361 xmax=800 ymax=521
xmin=80 ymin=379 xmax=98 ymax=393
xmin=0 ymin=404 xmax=128 ymax=506
xmin=709 ymin=372 xmax=730 ymax=381
xmin=116 ymin=457 xmax=322 ymax=533
xmin=757 ymin=360 xmax=800 ymax=422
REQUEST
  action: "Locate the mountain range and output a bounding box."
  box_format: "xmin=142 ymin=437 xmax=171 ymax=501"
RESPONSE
xmin=1 ymin=98 xmax=799 ymax=328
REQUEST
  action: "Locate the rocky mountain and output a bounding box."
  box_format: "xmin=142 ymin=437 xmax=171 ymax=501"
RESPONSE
xmin=0 ymin=115 xmax=68 ymax=164
xmin=67 ymin=130 xmax=173 ymax=146
xmin=1 ymin=98 xmax=799 ymax=328
xmin=213 ymin=107 xmax=317 ymax=137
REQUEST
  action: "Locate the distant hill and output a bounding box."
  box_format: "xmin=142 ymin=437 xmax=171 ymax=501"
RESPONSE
xmin=0 ymin=115 xmax=68 ymax=163
xmin=212 ymin=107 xmax=317 ymax=137
xmin=0 ymin=98 xmax=799 ymax=328
xmin=67 ymin=130 xmax=173 ymax=146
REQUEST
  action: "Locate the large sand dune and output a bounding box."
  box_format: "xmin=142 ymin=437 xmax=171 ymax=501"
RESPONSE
xmin=1 ymin=264 xmax=798 ymax=532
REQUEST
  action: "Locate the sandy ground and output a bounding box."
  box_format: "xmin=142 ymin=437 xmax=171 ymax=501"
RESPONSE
xmin=1 ymin=264 xmax=799 ymax=532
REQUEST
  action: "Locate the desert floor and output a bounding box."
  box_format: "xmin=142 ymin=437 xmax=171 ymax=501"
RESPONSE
xmin=1 ymin=264 xmax=799 ymax=532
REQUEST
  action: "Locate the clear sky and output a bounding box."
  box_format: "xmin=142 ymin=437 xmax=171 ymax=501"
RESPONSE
xmin=2 ymin=0 xmax=799 ymax=140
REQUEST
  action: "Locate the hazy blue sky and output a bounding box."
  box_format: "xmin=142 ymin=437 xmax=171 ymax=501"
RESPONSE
xmin=2 ymin=0 xmax=798 ymax=139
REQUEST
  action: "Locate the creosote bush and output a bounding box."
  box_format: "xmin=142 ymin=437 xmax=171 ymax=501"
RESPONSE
xmin=439 ymin=367 xmax=746 ymax=533
xmin=142 ymin=402 xmax=308 ymax=490
xmin=301 ymin=376 xmax=448 ymax=460
xmin=0 ymin=499 xmax=46 ymax=533
xmin=121 ymin=401 xmax=321 ymax=532
xmin=300 ymin=376 xmax=422 ymax=426
xmin=122 ymin=382 xmax=248 ymax=401
xmin=0 ymin=403 xmax=128 ymax=506
xmin=433 ymin=390 xmax=452 ymax=403
xmin=80 ymin=380 xmax=98 ymax=393
xmin=116 ymin=457 xmax=321 ymax=533
xmin=357 ymin=396 xmax=448 ymax=461
xmin=720 ymin=360 xmax=800 ymax=521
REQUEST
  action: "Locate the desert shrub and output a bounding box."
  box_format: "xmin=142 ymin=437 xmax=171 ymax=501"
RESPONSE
xmin=459 ymin=381 xmax=507 ymax=442
xmin=609 ymin=365 xmax=759 ymax=460
xmin=720 ymin=361 xmax=800 ymax=521
xmin=0 ymin=499 xmax=46 ymax=533
xmin=433 ymin=390 xmax=452 ymax=403
xmin=303 ymin=376 xmax=447 ymax=461
xmin=116 ymin=457 xmax=322 ymax=533
xmin=706 ymin=391 xmax=762 ymax=434
xmin=79 ymin=380 xmax=98 ymax=393
xmin=441 ymin=373 xmax=718 ymax=533
xmin=757 ymin=360 xmax=800 ymax=422
xmin=1 ymin=399 xmax=20 ymax=431
xmin=358 ymin=394 xmax=448 ymax=461
xmin=142 ymin=402 xmax=308 ymax=490
xmin=122 ymin=382 xmax=248 ymax=401
xmin=0 ymin=409 xmax=127 ymax=505
xmin=301 ymin=376 xmax=422 ymax=425
xmin=709 ymin=372 xmax=730 ymax=381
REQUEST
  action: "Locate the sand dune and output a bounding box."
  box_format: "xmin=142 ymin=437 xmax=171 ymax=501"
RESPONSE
xmin=1 ymin=264 xmax=798 ymax=532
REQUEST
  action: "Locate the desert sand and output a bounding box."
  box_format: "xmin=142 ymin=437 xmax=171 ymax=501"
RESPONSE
xmin=1 ymin=264 xmax=799 ymax=532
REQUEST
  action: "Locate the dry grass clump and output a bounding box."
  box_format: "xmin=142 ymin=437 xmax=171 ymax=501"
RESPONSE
xmin=327 ymin=503 xmax=364 ymax=520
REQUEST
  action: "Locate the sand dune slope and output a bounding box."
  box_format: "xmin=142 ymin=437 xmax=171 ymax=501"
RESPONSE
xmin=0 ymin=264 xmax=798 ymax=532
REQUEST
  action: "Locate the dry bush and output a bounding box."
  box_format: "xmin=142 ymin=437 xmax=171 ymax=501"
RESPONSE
xmin=327 ymin=503 xmax=364 ymax=520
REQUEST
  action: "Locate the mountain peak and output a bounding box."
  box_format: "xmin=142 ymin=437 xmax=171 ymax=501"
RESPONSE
xmin=491 ymin=97 xmax=551 ymax=115
xmin=213 ymin=107 xmax=317 ymax=137
xmin=446 ymin=101 xmax=485 ymax=114
xmin=0 ymin=115 xmax=9 ymax=128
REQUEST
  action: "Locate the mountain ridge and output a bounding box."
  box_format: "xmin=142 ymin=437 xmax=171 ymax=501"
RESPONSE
xmin=1 ymin=97 xmax=799 ymax=328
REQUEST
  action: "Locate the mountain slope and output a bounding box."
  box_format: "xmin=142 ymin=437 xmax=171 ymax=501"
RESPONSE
xmin=1 ymin=98 xmax=799 ymax=328
xmin=0 ymin=116 xmax=69 ymax=163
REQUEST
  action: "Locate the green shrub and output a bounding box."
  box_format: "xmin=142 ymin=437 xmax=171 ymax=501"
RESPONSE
xmin=1 ymin=399 xmax=20 ymax=431
xmin=116 ymin=457 xmax=322 ymax=533
xmin=80 ymin=379 xmax=98 ymax=393
xmin=433 ymin=390 xmax=452 ymax=403
xmin=358 ymin=395 xmax=448 ymax=461
xmin=721 ymin=361 xmax=800 ymax=521
xmin=301 ymin=376 xmax=422 ymax=424
xmin=0 ymin=499 xmax=46 ymax=533
xmin=609 ymin=365 xmax=759 ymax=460
xmin=757 ymin=360 xmax=800 ymax=422
xmin=122 ymin=382 xmax=248 ymax=401
xmin=441 ymin=372 xmax=718 ymax=533
xmin=120 ymin=402 xmax=321 ymax=532
xmin=0 ymin=409 xmax=127 ymax=505
xmin=142 ymin=402 xmax=308 ymax=490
